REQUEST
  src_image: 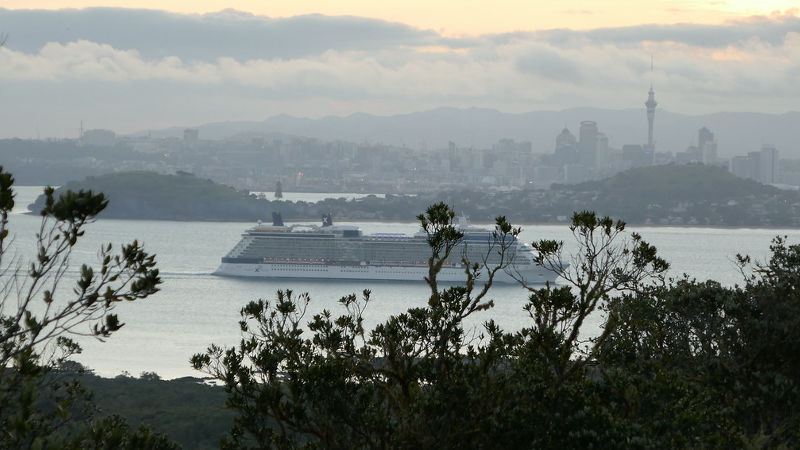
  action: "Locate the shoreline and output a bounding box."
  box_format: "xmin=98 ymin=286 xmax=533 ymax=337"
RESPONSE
xmin=19 ymin=210 xmax=800 ymax=232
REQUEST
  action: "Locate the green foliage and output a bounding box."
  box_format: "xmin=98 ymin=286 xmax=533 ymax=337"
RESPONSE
xmin=596 ymin=236 xmax=800 ymax=447
xmin=59 ymin=414 xmax=180 ymax=450
xmin=28 ymin=164 xmax=799 ymax=227
xmin=193 ymin=203 xmax=800 ymax=448
xmin=549 ymin=164 xmax=794 ymax=226
xmin=566 ymin=163 xmax=776 ymax=203
xmin=28 ymin=171 xmax=270 ymax=221
xmin=526 ymin=211 xmax=669 ymax=380
xmin=0 ymin=166 xmax=172 ymax=448
xmin=194 ymin=204 xmax=671 ymax=448
xmin=80 ymin=372 xmax=232 ymax=449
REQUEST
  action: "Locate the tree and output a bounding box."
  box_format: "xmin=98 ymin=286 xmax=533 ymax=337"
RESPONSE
xmin=191 ymin=202 xmax=517 ymax=447
xmin=193 ymin=204 xmax=668 ymax=448
xmin=522 ymin=210 xmax=669 ymax=381
xmin=592 ymin=236 xmax=800 ymax=447
xmin=0 ymin=166 xmax=173 ymax=448
xmin=274 ymin=180 xmax=283 ymax=199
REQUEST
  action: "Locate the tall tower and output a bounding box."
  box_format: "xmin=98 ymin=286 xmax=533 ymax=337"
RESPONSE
xmin=645 ymin=85 xmax=657 ymax=150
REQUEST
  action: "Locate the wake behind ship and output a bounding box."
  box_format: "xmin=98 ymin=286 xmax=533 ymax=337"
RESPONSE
xmin=214 ymin=213 xmax=559 ymax=284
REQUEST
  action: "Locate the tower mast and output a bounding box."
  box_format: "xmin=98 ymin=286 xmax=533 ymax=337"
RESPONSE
xmin=645 ymin=56 xmax=657 ymax=150
xmin=645 ymin=86 xmax=657 ymax=149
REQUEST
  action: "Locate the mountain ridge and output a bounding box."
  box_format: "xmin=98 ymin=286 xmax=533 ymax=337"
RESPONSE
xmin=131 ymin=107 xmax=800 ymax=158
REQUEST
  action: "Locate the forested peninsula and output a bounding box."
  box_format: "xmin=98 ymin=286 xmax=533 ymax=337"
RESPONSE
xmin=29 ymin=165 xmax=800 ymax=227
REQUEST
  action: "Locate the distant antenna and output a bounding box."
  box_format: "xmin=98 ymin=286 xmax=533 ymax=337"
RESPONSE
xmin=79 ymin=120 xmax=84 ymax=139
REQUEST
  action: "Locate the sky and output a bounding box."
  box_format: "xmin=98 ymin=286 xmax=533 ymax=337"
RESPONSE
xmin=5 ymin=1 xmax=799 ymax=35
xmin=0 ymin=2 xmax=798 ymax=138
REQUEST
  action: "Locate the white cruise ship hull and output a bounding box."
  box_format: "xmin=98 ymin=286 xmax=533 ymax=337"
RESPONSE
xmin=214 ymin=262 xmax=557 ymax=285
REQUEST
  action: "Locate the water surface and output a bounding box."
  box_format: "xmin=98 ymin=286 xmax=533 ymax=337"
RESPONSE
xmin=6 ymin=186 xmax=797 ymax=378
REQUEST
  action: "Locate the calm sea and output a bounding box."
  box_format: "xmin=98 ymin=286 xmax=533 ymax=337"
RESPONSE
xmin=7 ymin=186 xmax=800 ymax=379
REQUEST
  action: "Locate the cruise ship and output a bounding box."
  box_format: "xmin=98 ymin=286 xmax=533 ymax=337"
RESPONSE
xmin=214 ymin=213 xmax=560 ymax=284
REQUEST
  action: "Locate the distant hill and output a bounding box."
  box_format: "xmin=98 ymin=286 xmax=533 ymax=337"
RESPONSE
xmin=565 ymin=164 xmax=776 ymax=203
xmin=134 ymin=107 xmax=800 ymax=158
xmin=28 ymin=165 xmax=800 ymax=227
xmin=27 ymin=172 xmax=270 ymax=221
xmin=540 ymin=164 xmax=788 ymax=225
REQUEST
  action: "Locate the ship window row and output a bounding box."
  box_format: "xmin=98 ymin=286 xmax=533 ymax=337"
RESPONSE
xmin=234 ymin=239 xmax=519 ymax=266
xmin=268 ymin=267 xmax=328 ymax=272
xmin=237 ymin=250 xmax=511 ymax=265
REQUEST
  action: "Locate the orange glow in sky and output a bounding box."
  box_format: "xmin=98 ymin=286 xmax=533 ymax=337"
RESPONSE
xmin=4 ymin=1 xmax=799 ymax=35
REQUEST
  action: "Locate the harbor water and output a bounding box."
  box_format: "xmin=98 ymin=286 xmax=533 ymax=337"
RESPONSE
xmin=6 ymin=186 xmax=799 ymax=379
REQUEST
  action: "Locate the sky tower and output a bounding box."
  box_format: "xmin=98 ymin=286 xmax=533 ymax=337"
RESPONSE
xmin=645 ymin=85 xmax=657 ymax=150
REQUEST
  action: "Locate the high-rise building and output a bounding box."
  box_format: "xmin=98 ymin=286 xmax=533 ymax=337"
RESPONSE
xmin=698 ymin=127 xmax=713 ymax=149
xmin=760 ymin=145 xmax=779 ymax=184
xmin=596 ymin=133 xmax=609 ymax=167
xmin=553 ymin=127 xmax=578 ymax=167
xmin=645 ymin=85 xmax=657 ymax=151
xmin=555 ymin=127 xmax=576 ymax=150
xmin=730 ymin=152 xmax=759 ymax=181
xmin=578 ymin=121 xmax=598 ymax=166
xmin=698 ymin=127 xmax=717 ymax=164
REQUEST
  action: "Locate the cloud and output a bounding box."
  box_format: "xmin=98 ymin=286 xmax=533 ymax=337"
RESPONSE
xmin=504 ymin=13 xmax=800 ymax=49
xmin=0 ymin=7 xmax=440 ymax=61
xmin=0 ymin=8 xmax=798 ymax=137
xmin=4 ymin=7 xmax=796 ymax=62
xmin=516 ymin=46 xmax=584 ymax=82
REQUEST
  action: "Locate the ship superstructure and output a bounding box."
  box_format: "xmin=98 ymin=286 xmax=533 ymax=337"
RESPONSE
xmin=214 ymin=213 xmax=559 ymax=284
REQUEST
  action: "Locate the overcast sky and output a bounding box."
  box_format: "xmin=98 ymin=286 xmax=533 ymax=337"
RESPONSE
xmin=0 ymin=5 xmax=798 ymax=138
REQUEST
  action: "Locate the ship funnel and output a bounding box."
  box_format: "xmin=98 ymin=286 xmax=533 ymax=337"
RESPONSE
xmin=322 ymin=213 xmax=333 ymax=227
xmin=272 ymin=212 xmax=284 ymax=227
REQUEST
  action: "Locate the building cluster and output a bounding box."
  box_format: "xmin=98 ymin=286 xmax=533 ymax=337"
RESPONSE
xmin=540 ymin=122 xmax=780 ymax=187
xmin=729 ymin=146 xmax=779 ymax=184
xmin=531 ymin=86 xmax=662 ymax=186
xmin=535 ymin=88 xmax=784 ymax=188
xmin=58 ymin=86 xmax=790 ymax=193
